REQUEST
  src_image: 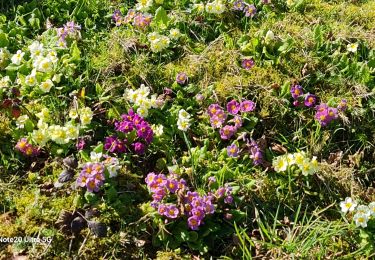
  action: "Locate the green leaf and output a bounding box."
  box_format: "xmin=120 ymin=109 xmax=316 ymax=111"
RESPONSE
xmin=0 ymin=32 xmax=9 ymax=47
xmin=0 ymin=14 xmax=6 ymax=24
xmin=154 ymin=7 xmax=169 ymax=26
xmin=93 ymin=143 xmax=103 ymax=154
xmin=84 ymin=191 xmax=99 ymax=204
xmin=188 ymin=231 xmax=198 ymax=242
xmin=278 ymin=37 xmax=294 ymax=53
xmin=79 ymin=150 xmax=90 ymax=162
xmin=279 ymin=81 xmax=290 ymax=97
xmin=70 ymin=41 xmax=81 ymax=62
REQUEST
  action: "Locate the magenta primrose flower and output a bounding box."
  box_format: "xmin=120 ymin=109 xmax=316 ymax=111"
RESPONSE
xmin=76 ymin=162 xmax=105 ymax=193
xmin=104 ymin=136 xmax=127 ymax=153
xmin=227 ymin=100 xmax=240 ymax=115
xmin=233 ymin=115 xmax=243 ymax=129
xmin=133 ymin=13 xmax=152 ymax=28
xmin=207 ymin=104 xmax=222 ymax=117
xmin=176 ymin=72 xmax=188 ymax=85
xmin=304 ymin=94 xmax=317 ymax=107
xmin=227 ymin=144 xmax=239 ymax=157
xmin=241 ymin=58 xmax=255 ymax=70
xmin=188 ymin=216 xmax=201 ymax=230
xmin=165 ymin=205 xmax=179 ymax=219
xmin=240 ymin=100 xmax=256 ymax=112
xmin=15 ymin=138 xmax=40 ymax=157
xmin=233 ymin=0 xmax=245 ymax=10
xmin=249 ymin=139 xmax=263 ymax=166
xmin=220 ymin=125 xmax=236 ymax=140
xmin=337 ymin=99 xmax=348 ymax=111
xmin=314 ymin=103 xmax=338 ymax=126
xmin=291 ymin=85 xmax=303 ymax=99
xmin=244 ymin=4 xmax=257 ymax=17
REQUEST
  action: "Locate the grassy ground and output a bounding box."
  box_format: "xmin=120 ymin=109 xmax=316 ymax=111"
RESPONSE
xmin=1 ymin=0 xmax=375 ymax=259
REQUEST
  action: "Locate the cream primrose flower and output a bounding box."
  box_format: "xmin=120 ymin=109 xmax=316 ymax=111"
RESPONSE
xmin=286 ymin=153 xmax=295 ymax=165
xmin=206 ymin=1 xmax=225 ymax=14
xmin=148 ymin=32 xmax=160 ymax=43
xmin=152 ymin=124 xmax=164 ymax=137
xmin=169 ymin=28 xmax=181 ymax=40
xmin=137 ymin=106 xmax=149 ymax=118
xmin=177 ymin=109 xmax=191 ymax=131
xmin=25 ymin=73 xmax=37 ymax=87
xmin=272 ymin=155 xmax=288 ymax=172
xmin=136 ymin=0 xmax=153 ymax=12
xmin=138 ymin=84 xmax=150 ymax=98
xmin=37 ymin=57 xmax=53 ymax=73
xmin=0 ymin=48 xmax=10 ymax=63
xmin=150 ymin=94 xmax=159 ymax=108
xmin=265 ymin=30 xmax=275 ymax=44
xmin=178 ymin=109 xmax=190 ymax=120
xmin=300 ymin=159 xmax=315 ymax=176
xmin=32 ymin=56 xmax=43 ymax=69
xmin=353 ymin=213 xmax=368 ymax=228
xmin=46 ymin=50 xmax=58 ymax=63
xmin=52 ymin=74 xmax=61 ymax=83
xmin=16 ymin=115 xmax=29 ymax=129
xmin=294 ymin=151 xmax=306 ymax=167
xmin=0 ymin=76 xmax=10 ymax=89
xmin=28 ymin=41 xmax=44 ymax=58
xmin=90 ymin=151 xmax=102 ymax=162
xmin=340 ymin=197 xmax=357 ymax=213
xmin=193 ymin=3 xmax=205 ymax=12
xmin=49 ymin=125 xmax=70 ymax=144
xmin=65 ymin=122 xmax=80 ymax=139
xmin=347 ymin=43 xmax=358 ymax=53
xmin=32 ymin=128 xmax=49 ymax=146
xmin=356 ymin=205 xmax=371 ymax=217
xmin=69 ymin=108 xmax=79 ymax=119
xmin=368 ymin=202 xmax=375 ymax=217
xmin=79 ymin=107 xmax=93 ymax=126
xmin=11 ymin=50 xmax=25 ymax=65
xmin=39 ymin=79 xmax=54 ymax=93
xmin=37 ymin=119 xmax=49 ymax=130
xmin=150 ymin=36 xmax=170 ymax=52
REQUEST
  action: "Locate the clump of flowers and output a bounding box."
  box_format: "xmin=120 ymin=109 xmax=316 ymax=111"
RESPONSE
xmin=147 ymin=32 xmax=170 ymax=53
xmin=145 ymin=172 xmax=234 ymax=230
xmin=248 ymin=139 xmax=263 ymax=166
xmin=314 ymin=103 xmax=338 ymax=127
xmin=57 ymin=21 xmax=81 ymax=48
xmin=290 ymin=84 xmax=347 ymax=127
xmin=340 ymin=198 xmax=375 ymax=228
xmin=177 ymin=109 xmax=192 ymax=131
xmin=104 ymin=109 xmax=154 ymax=155
xmin=232 ymin=1 xmax=256 ymax=17
xmin=15 ymin=138 xmax=40 ymax=157
xmin=112 ymin=9 xmax=152 ymax=29
xmin=272 ymin=151 xmax=319 ymax=176
xmin=125 ymin=84 xmax=162 ymax=118
xmin=207 ymin=99 xmax=255 ymax=139
xmin=76 ymin=152 xmax=121 ymax=193
xmin=205 ymin=0 xmax=226 ymax=14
